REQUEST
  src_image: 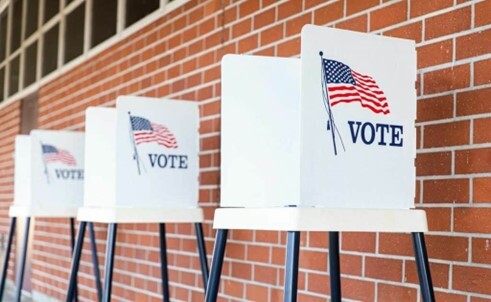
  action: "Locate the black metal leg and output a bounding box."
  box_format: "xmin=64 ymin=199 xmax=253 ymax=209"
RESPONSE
xmin=329 ymin=232 xmax=341 ymax=302
xmin=159 ymin=223 xmax=170 ymax=302
xmin=0 ymin=217 xmax=16 ymax=299
xmin=284 ymin=231 xmax=300 ymax=302
xmin=102 ymin=223 xmax=118 ymax=302
xmin=66 ymin=221 xmax=87 ymax=302
xmin=69 ymin=218 xmax=79 ymax=302
xmin=204 ymin=229 xmax=228 ymax=302
xmin=88 ymin=222 xmax=102 ymax=302
xmin=14 ymin=217 xmax=31 ymax=302
xmin=195 ymin=223 xmax=209 ymax=291
xmin=412 ymin=232 xmax=435 ymax=302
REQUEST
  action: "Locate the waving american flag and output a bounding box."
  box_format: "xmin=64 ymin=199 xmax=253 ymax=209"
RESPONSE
xmin=129 ymin=115 xmax=178 ymax=149
xmin=41 ymin=144 xmax=77 ymax=166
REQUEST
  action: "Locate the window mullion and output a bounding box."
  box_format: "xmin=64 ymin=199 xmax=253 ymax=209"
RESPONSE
xmin=117 ymin=0 xmax=125 ymax=33
xmin=85 ymin=0 xmax=91 ymax=52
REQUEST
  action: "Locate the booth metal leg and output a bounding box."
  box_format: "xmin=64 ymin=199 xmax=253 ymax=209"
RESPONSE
xmin=14 ymin=217 xmax=31 ymax=302
xmin=412 ymin=232 xmax=435 ymax=302
xmin=204 ymin=229 xmax=228 ymax=302
xmin=284 ymin=231 xmax=300 ymax=302
xmin=194 ymin=223 xmax=209 ymax=291
xmin=329 ymin=232 xmax=341 ymax=302
xmin=69 ymin=219 xmax=79 ymax=302
xmin=102 ymin=223 xmax=117 ymax=302
xmin=159 ymin=223 xmax=170 ymax=302
xmin=0 ymin=217 xmax=16 ymax=299
xmin=67 ymin=221 xmax=87 ymax=302
xmin=88 ymin=222 xmax=102 ymax=302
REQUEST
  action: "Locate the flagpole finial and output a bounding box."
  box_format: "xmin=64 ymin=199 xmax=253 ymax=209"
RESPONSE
xmin=319 ymin=51 xmax=323 ymax=57
xmin=128 ymin=111 xmax=131 ymax=115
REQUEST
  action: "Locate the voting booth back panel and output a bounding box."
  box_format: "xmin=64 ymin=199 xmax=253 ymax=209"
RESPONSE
xmin=115 ymin=96 xmax=199 ymax=209
xmin=300 ymin=25 xmax=417 ymax=209
xmin=221 ymin=54 xmax=301 ymax=208
xmin=13 ymin=135 xmax=31 ymax=207
xmin=84 ymin=107 xmax=117 ymax=208
xmin=30 ymin=130 xmax=85 ymax=211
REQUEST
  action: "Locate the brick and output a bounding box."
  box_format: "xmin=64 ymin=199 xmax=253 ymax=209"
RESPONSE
xmin=454 ymin=207 xmax=491 ymax=233
xmin=365 ymin=257 xmax=403 ymax=282
xmin=457 ymin=87 xmax=491 ymax=116
xmin=341 ymin=232 xmax=376 ymax=253
xmin=434 ymin=292 xmax=467 ymax=302
xmin=253 ymin=7 xmax=275 ymax=30
xmin=474 ymin=177 xmax=491 ymax=203
xmin=472 ymin=237 xmax=491 ymax=265
xmin=475 ymin=0 xmax=491 ymax=27
xmin=341 ymin=277 xmax=375 ymax=302
xmin=286 ymin=13 xmax=312 ymax=36
xmin=239 ymin=0 xmax=259 ymax=18
xmin=246 ymin=244 xmax=270 ymax=263
xmin=471 ymin=297 xmax=491 ymax=302
xmin=384 ymin=21 xmax=422 ymax=43
xmin=417 ymin=94 xmax=454 ymax=123
xmin=456 ymin=29 xmax=491 ymax=60
xmin=340 ymin=253 xmax=362 ymax=276
xmin=405 ymin=260 xmax=450 ymax=288
xmin=346 ymin=0 xmax=378 ymax=16
xmin=336 ymin=14 xmax=368 ymax=32
xmin=453 ymin=265 xmax=491 ymax=295
xmin=378 ymin=283 xmax=418 ymax=302
xmin=370 ymin=1 xmax=407 ymax=31
xmin=238 ymin=34 xmax=259 ymax=53
xmin=277 ymin=1 xmax=302 ymax=20
xmin=307 ymin=272 xmax=330 ymax=295
xmin=455 ymin=148 xmax=491 ymax=174
xmin=474 ymin=117 xmax=491 ymax=144
xmin=300 ymin=250 xmax=327 ymax=271
xmin=417 ymin=39 xmax=453 ymax=69
xmin=245 ymin=284 xmax=268 ymax=301
xmin=378 ymin=233 xmax=413 ymax=257
xmin=313 ymin=0 xmax=344 ymax=25
xmin=260 ymin=24 xmax=283 ymax=46
xmin=423 ymin=64 xmax=470 ymax=95
xmin=426 ymin=234 xmax=469 ymax=261
xmin=474 ymin=58 xmax=491 ymax=86
xmin=410 ymin=0 xmax=453 ymax=18
xmin=424 ymin=120 xmax=470 ymax=148
xmin=277 ymin=37 xmax=300 ymax=57
xmin=425 ymin=6 xmax=471 ymax=40
xmin=416 ymin=151 xmax=452 ymax=176
xmin=232 ymin=18 xmax=252 ymax=38
xmin=423 ymin=206 xmax=452 ymax=231
xmin=423 ymin=178 xmax=469 ymax=203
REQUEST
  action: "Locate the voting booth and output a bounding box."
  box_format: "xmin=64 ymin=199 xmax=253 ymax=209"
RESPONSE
xmin=206 ymin=25 xmax=434 ymax=302
xmin=0 ymin=130 xmax=100 ymax=301
xmin=67 ymin=96 xmax=208 ymax=302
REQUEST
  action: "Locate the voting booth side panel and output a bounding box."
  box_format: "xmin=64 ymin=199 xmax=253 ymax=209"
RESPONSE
xmin=300 ymin=25 xmax=417 ymax=209
xmin=220 ymin=54 xmax=302 ymax=208
xmin=30 ymin=130 xmax=85 ymax=211
xmin=84 ymin=107 xmax=118 ymax=208
xmin=115 ymin=96 xmax=199 ymax=209
xmin=13 ymin=135 xmax=32 ymax=207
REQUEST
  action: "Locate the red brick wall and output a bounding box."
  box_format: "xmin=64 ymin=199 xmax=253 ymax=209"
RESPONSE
xmin=0 ymin=0 xmax=490 ymax=301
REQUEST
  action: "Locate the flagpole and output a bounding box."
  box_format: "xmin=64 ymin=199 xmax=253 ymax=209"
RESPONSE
xmin=320 ymin=51 xmax=338 ymax=156
xmin=39 ymin=141 xmax=50 ymax=184
xmin=128 ymin=112 xmax=142 ymax=175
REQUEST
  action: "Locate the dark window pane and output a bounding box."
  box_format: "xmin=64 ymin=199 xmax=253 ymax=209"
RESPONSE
xmin=91 ymin=0 xmax=117 ymax=47
xmin=64 ymin=3 xmax=85 ymax=63
xmin=11 ymin=0 xmax=23 ymax=53
xmin=42 ymin=24 xmax=59 ymax=76
xmin=125 ymin=0 xmax=159 ymax=28
xmin=0 ymin=67 xmax=4 ymax=101
xmin=0 ymin=10 xmax=7 ymax=62
xmin=25 ymin=0 xmax=39 ymax=38
xmin=66 ymin=0 xmax=75 ymax=5
xmin=44 ymin=0 xmax=59 ymax=23
xmin=9 ymin=55 xmax=20 ymax=96
xmin=24 ymin=41 xmax=37 ymax=87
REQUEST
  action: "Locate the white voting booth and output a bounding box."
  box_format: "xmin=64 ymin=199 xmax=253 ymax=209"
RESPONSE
xmin=206 ymin=25 xmax=434 ymax=302
xmin=0 ymin=130 xmax=90 ymax=301
xmin=67 ymin=96 xmax=209 ymax=302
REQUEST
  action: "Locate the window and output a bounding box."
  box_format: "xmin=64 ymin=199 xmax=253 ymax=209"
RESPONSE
xmin=8 ymin=55 xmax=20 ymax=96
xmin=64 ymin=3 xmax=85 ymax=63
xmin=91 ymin=0 xmax=117 ymax=47
xmin=44 ymin=0 xmax=60 ymax=24
xmin=24 ymin=42 xmax=37 ymax=87
xmin=25 ymin=0 xmax=39 ymax=39
xmin=0 ymin=10 xmax=7 ymax=62
xmin=126 ymin=0 xmax=159 ymax=28
xmin=11 ymin=0 xmax=23 ymax=53
xmin=43 ymin=24 xmax=59 ymax=76
xmin=0 ymin=67 xmax=4 ymax=99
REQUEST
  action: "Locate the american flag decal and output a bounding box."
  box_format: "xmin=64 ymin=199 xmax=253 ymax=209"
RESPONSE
xmin=41 ymin=144 xmax=77 ymax=166
xmin=322 ymin=58 xmax=390 ymax=114
xmin=130 ymin=115 xmax=178 ymax=149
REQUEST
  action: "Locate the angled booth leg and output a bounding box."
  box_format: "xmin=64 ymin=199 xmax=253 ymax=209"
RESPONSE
xmin=159 ymin=224 xmax=170 ymax=302
xmin=204 ymin=229 xmax=228 ymax=302
xmin=329 ymin=232 xmax=341 ymax=302
xmin=194 ymin=223 xmax=209 ymax=291
xmin=88 ymin=222 xmax=103 ymax=302
xmin=0 ymin=217 xmax=17 ymax=299
xmin=67 ymin=221 xmax=87 ymax=302
xmin=102 ymin=223 xmax=118 ymax=302
xmin=69 ymin=219 xmax=79 ymax=302
xmin=412 ymin=232 xmax=435 ymax=302
xmin=284 ymin=231 xmax=300 ymax=302
xmin=14 ymin=217 xmax=31 ymax=302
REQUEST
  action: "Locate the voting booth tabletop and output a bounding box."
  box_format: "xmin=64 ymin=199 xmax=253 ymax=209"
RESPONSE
xmin=205 ymin=208 xmax=435 ymax=302
xmin=66 ymin=207 xmax=208 ymax=302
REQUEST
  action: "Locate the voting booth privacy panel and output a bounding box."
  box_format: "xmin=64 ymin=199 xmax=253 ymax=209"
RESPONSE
xmin=10 ymin=130 xmax=85 ymax=217
xmin=221 ymin=25 xmax=417 ymax=209
xmin=80 ymin=96 xmax=202 ymax=223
